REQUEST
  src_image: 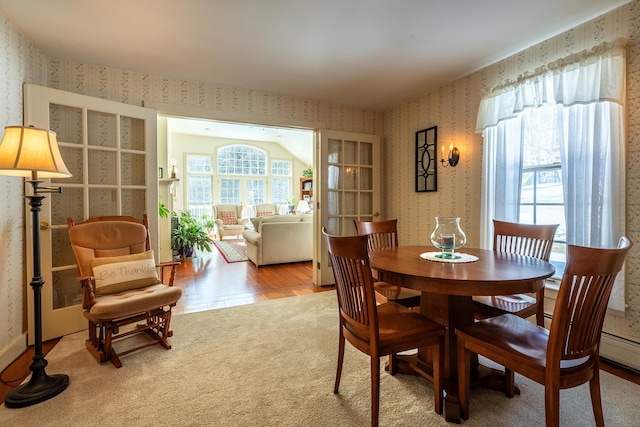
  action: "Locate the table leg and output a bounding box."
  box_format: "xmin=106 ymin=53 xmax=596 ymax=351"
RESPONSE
xmin=387 ymin=291 xmax=519 ymax=423
xmin=386 ymin=293 xmax=474 ymax=422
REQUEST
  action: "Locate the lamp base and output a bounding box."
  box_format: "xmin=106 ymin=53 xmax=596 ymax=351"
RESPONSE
xmin=4 ymin=371 xmax=69 ymax=408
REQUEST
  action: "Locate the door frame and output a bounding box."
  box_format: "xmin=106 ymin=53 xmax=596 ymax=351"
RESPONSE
xmin=146 ymin=103 xmax=325 ymax=282
xmin=24 ymin=84 xmax=159 ymax=343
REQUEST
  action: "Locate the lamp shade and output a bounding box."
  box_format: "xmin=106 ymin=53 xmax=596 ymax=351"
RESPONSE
xmin=0 ymin=126 xmax=72 ymax=178
xmin=296 ymin=199 xmax=311 ymax=214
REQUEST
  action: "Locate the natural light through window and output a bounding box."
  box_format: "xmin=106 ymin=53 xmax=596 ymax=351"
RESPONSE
xmin=521 ymin=105 xmax=566 ymax=276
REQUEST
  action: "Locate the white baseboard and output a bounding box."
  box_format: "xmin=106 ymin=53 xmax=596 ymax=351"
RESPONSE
xmin=600 ymin=332 xmax=640 ymax=371
xmin=0 ymin=333 xmax=27 ymax=372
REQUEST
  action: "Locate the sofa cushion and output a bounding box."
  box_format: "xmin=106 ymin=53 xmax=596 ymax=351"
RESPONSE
xmin=90 ymin=250 xmax=160 ymax=295
xmin=220 ymin=210 xmax=238 ymax=225
xmin=251 ymin=214 xmax=301 ymax=231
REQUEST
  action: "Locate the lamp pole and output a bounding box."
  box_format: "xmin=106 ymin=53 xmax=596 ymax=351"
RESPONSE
xmin=4 ymin=180 xmax=69 ymax=408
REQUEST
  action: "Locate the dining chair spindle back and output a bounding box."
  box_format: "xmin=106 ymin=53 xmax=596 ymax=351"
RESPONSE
xmin=473 ymin=219 xmax=559 ymax=326
xmin=323 ymin=228 xmax=446 ymax=427
xmin=354 ymin=219 xmax=421 ymax=308
xmin=457 ymin=237 xmax=632 ymax=426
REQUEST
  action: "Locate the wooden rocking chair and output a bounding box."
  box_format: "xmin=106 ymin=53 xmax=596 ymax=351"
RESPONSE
xmin=67 ymin=215 xmax=182 ymax=368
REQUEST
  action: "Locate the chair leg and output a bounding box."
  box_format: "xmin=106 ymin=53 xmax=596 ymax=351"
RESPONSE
xmin=388 ymin=354 xmax=397 ymax=376
xmin=103 ymin=323 xmax=123 ymax=368
xmin=433 ymin=336 xmax=444 ymax=414
xmin=535 ymin=287 xmax=545 ymax=327
xmin=371 ymin=356 xmax=380 ymax=427
xmin=544 ymin=383 xmax=561 ymax=427
xmin=589 ymin=367 xmax=605 ymax=427
xmin=334 ymin=331 xmax=345 ymax=394
xmin=457 ymin=336 xmax=470 ymax=420
xmin=504 ymin=368 xmax=515 ymax=398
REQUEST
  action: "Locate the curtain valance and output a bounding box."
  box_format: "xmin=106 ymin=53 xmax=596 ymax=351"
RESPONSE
xmin=476 ymin=39 xmax=627 ymax=132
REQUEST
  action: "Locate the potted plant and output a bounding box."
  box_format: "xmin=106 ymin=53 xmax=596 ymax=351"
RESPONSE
xmin=200 ymin=213 xmax=216 ymax=236
xmin=302 ymin=167 xmax=313 ymax=178
xmin=287 ymin=196 xmax=296 ymax=213
xmin=171 ymin=211 xmax=213 ymax=259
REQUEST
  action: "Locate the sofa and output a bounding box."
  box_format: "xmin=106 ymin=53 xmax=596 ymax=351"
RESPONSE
xmin=243 ymin=214 xmax=313 ymax=266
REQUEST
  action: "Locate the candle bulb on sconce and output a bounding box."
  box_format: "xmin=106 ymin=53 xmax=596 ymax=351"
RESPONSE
xmin=440 ymin=143 xmax=460 ymax=168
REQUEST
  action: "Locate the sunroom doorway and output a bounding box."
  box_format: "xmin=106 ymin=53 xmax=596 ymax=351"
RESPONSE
xmin=165 ymin=117 xmax=313 ymax=216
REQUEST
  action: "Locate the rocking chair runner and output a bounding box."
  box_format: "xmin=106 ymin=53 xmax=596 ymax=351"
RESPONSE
xmin=67 ymin=215 xmax=182 ymax=368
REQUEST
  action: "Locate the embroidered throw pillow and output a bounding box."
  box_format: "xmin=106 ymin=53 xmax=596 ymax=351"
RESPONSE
xmin=91 ymin=250 xmax=160 ymax=295
xmin=256 ymin=211 xmax=273 ymax=217
xmin=220 ymin=210 xmax=238 ymax=225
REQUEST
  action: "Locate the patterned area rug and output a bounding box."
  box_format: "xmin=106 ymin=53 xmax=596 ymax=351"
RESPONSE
xmin=212 ymin=239 xmax=248 ymax=262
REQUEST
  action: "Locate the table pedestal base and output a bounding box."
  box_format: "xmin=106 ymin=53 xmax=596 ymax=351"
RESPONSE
xmin=386 ymin=354 xmax=519 ymax=423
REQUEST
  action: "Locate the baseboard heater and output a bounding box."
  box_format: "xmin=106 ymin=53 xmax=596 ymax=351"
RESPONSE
xmin=599 ymin=332 xmax=640 ymax=372
xmin=543 ymin=312 xmax=640 ymax=372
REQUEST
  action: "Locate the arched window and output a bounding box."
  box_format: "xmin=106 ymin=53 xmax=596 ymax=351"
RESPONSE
xmin=217 ymin=145 xmax=269 ymax=206
xmin=218 ymin=145 xmax=266 ymax=175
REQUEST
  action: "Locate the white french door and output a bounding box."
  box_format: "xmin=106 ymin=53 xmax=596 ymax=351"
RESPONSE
xmin=313 ymin=130 xmax=381 ymax=286
xmin=24 ymin=84 xmax=158 ymax=343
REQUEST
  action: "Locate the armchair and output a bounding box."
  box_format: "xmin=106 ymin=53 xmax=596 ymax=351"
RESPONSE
xmin=213 ymin=204 xmax=249 ymax=240
xmin=67 ymin=215 xmax=182 ymax=368
xmin=253 ymin=203 xmax=278 ymax=217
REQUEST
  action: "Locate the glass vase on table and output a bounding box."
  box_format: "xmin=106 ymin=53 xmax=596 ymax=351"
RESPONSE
xmin=430 ymin=217 xmax=467 ymax=259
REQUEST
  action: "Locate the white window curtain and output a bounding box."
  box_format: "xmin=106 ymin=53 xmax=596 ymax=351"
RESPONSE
xmin=477 ymin=39 xmax=627 ymax=312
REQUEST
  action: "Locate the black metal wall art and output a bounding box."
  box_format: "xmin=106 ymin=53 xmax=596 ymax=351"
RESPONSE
xmin=415 ymin=126 xmax=437 ymax=192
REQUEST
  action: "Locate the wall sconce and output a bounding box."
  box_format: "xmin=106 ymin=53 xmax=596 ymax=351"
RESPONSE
xmin=440 ymin=143 xmax=460 ymax=168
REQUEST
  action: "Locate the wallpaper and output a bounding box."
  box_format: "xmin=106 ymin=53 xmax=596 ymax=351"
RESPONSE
xmin=0 ymin=15 xmax=47 ymax=360
xmin=46 ymin=61 xmax=385 ymax=137
xmin=385 ymin=1 xmax=640 ymax=340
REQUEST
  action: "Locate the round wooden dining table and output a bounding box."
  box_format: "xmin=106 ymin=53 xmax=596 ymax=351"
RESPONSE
xmin=369 ymin=246 xmax=555 ymax=423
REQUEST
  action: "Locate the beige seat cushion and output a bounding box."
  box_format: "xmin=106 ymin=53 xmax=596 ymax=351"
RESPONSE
xmin=89 ymin=284 xmax=183 ymax=320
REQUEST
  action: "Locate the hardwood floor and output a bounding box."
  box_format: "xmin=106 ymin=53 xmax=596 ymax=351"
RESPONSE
xmin=1 ymin=247 xmax=638 ymax=405
xmin=172 ymin=247 xmax=329 ymax=315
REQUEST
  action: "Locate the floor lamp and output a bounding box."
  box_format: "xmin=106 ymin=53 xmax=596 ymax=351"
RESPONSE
xmin=0 ymin=125 xmax=71 ymax=408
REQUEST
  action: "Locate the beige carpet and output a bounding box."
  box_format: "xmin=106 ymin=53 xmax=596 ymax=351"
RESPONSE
xmin=1 ymin=292 xmax=639 ymax=426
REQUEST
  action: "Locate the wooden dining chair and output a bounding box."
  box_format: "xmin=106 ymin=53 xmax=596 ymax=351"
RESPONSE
xmin=457 ymin=237 xmax=632 ymax=426
xmin=473 ymin=219 xmax=559 ymax=326
xmin=323 ymin=228 xmax=445 ymax=427
xmin=354 ymin=219 xmax=422 ymax=308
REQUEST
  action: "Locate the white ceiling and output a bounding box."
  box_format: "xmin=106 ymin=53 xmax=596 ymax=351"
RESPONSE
xmin=0 ymin=0 xmax=630 ymax=111
xmin=0 ymin=0 xmax=630 ymax=164
xmin=168 ymin=117 xmax=314 ymax=166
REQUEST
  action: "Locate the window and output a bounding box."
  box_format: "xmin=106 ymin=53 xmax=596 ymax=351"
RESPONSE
xmin=217 ymin=145 xmax=268 ymax=206
xmin=218 ymin=145 xmax=266 ymax=175
xmin=520 ymin=105 xmax=567 ymax=276
xmin=184 ymin=146 xmax=297 ymax=214
xmin=220 ymin=178 xmax=241 ymax=204
xmin=186 ymin=155 xmax=213 ymax=219
xmin=478 ymin=40 xmax=626 ymax=311
xmin=271 ymin=160 xmax=292 ymax=204
xmin=271 ymin=178 xmax=290 ymax=205
xmin=246 ymin=179 xmax=265 ymax=205
xmin=271 ymin=160 xmax=291 ymax=176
